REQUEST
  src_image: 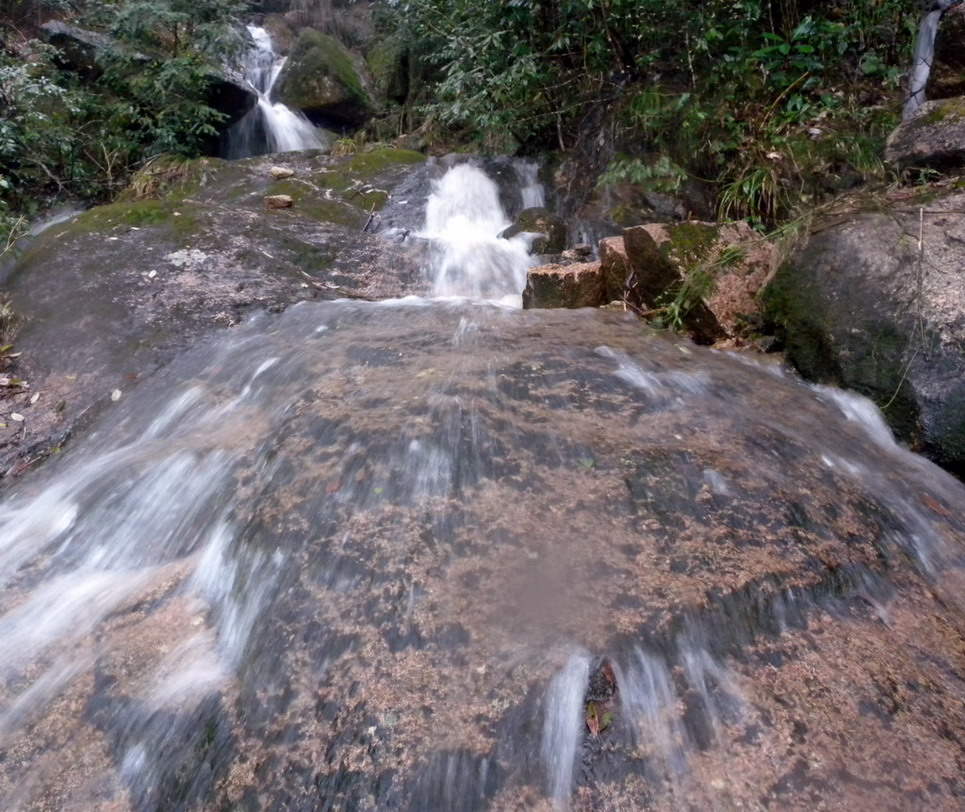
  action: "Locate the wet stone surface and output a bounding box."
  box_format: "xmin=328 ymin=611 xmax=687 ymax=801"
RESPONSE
xmin=0 ymin=302 xmax=962 ymax=809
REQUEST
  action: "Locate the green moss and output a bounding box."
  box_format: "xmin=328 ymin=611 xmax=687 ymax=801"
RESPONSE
xmin=367 ymin=35 xmax=407 ymax=102
xmin=310 ymin=148 xmax=424 ymax=212
xmin=65 ymin=199 xmax=201 ymax=239
xmin=663 ymin=222 xmax=718 ymax=270
xmin=924 ymin=97 xmax=965 ymax=125
xmin=119 ymin=155 xmax=224 ymax=203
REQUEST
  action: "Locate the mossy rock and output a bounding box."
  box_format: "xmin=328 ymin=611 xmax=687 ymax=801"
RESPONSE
xmin=274 ymin=29 xmax=372 ymax=127
xmin=309 ymin=148 xmax=425 ymax=214
xmin=119 ymin=155 xmax=225 ymax=203
xmin=502 ymin=207 xmax=567 ymax=254
xmin=885 ymin=95 xmax=965 ymax=169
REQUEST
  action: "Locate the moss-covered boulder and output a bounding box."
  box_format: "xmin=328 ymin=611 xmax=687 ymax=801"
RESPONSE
xmin=366 ymin=33 xmax=408 ymax=105
xmin=274 ymin=29 xmax=372 ymax=127
xmin=886 ymin=96 xmax=965 ymax=169
xmin=763 ymin=189 xmax=965 ymax=474
xmin=502 ymin=207 xmax=567 ymax=255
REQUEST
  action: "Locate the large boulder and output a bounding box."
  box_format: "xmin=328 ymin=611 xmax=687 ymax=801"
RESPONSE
xmin=0 ymin=148 xmax=425 ymax=481
xmin=764 ymin=190 xmax=965 ymax=474
xmin=605 ymin=221 xmax=773 ymax=343
xmin=273 ymin=29 xmax=372 ymax=127
xmin=886 ymin=96 xmax=965 ymax=169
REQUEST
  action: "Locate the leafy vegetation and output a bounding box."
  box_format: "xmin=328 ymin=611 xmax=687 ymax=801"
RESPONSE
xmin=0 ymin=0 xmax=248 ymax=249
xmin=375 ymin=0 xmax=920 ymax=223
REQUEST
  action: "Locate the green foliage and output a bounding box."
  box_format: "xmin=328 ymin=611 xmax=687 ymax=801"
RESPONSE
xmin=379 ymin=0 xmax=919 ymax=222
xmin=0 ymin=0 xmax=248 ymax=248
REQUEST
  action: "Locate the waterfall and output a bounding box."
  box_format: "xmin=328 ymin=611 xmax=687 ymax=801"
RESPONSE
xmin=903 ymin=1 xmax=961 ymax=119
xmin=223 ymin=25 xmax=328 ymax=158
xmin=420 ymin=163 xmax=536 ymax=305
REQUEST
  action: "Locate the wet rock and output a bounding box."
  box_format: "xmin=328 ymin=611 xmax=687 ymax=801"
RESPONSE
xmin=0 ymin=148 xmax=427 ymax=483
xmin=274 ymin=29 xmax=372 ymax=127
xmin=764 ymin=189 xmax=965 ymax=473
xmin=522 ymin=261 xmax=605 ymax=309
xmin=886 ymin=96 xmax=965 ymax=169
xmin=502 ymin=207 xmax=567 ymax=254
xmin=561 ymin=243 xmax=592 ymax=262
xmin=2 ymin=303 xmax=964 ymax=810
xmin=270 ymin=166 xmax=296 ymax=179
xmin=600 ymin=235 xmax=632 ymax=302
xmin=265 ymin=194 xmax=294 ymax=209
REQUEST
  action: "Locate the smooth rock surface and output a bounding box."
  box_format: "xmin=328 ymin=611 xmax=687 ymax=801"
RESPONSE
xmin=0 ymin=148 xmax=426 ymax=483
xmin=0 ymin=302 xmax=963 ymax=810
xmin=765 ymin=189 xmax=965 ymax=473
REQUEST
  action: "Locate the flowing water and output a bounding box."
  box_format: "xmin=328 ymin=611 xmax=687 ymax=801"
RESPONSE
xmin=1 ymin=163 xmax=964 ymax=810
xmin=903 ymin=1 xmax=960 ymax=119
xmin=222 ymin=26 xmax=329 ymax=159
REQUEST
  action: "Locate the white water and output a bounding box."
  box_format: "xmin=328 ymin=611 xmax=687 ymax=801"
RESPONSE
xmin=224 ymin=25 xmax=328 ymax=158
xmin=420 ymin=163 xmax=538 ymax=305
xmin=541 ymin=650 xmax=592 ymax=803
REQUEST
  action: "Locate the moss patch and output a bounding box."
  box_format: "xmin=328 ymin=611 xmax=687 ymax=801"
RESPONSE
xmin=311 ymin=148 xmax=425 ymax=212
xmin=67 ymin=199 xmax=201 ymax=238
xmin=924 ymin=96 xmax=965 ymax=125
xmin=119 ymin=155 xmax=224 ymax=202
xmin=662 ymin=222 xmax=719 ymax=270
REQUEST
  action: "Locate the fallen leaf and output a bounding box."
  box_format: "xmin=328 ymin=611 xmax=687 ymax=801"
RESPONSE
xmin=327 ymin=481 xmax=341 ymax=494
xmin=586 ymin=702 xmax=600 ymax=736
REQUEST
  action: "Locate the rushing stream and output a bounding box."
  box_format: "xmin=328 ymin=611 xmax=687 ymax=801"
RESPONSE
xmin=1 ymin=161 xmax=964 ymax=810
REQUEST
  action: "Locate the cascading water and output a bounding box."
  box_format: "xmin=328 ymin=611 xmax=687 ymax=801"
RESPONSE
xmin=223 ymin=25 xmax=328 ymax=158
xmin=903 ymin=0 xmax=962 ymax=119
xmin=1 ymin=163 xmax=964 ymax=810
xmin=420 ymin=162 xmax=539 ymax=305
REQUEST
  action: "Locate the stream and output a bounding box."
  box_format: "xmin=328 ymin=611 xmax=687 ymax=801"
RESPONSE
xmin=0 ymin=160 xmax=963 ymax=810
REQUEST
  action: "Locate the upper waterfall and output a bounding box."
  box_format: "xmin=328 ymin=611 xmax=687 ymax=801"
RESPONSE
xmin=222 ymin=25 xmax=328 ymax=159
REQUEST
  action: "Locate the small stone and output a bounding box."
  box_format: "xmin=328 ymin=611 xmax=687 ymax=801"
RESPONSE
xmin=265 ymin=195 xmax=294 ymax=210
xmin=10 ymin=413 xmax=24 ymax=422
xmin=111 ymin=389 xmax=122 ymax=402
xmin=270 ymin=166 xmax=296 ymax=179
